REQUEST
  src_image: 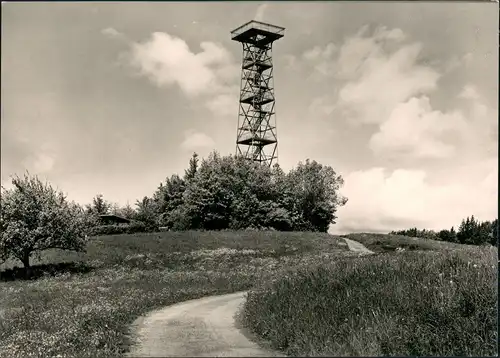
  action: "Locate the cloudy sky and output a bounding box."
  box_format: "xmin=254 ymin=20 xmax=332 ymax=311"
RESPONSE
xmin=2 ymin=2 xmax=498 ymax=234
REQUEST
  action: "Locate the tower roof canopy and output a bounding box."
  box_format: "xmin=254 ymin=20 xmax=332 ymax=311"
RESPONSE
xmin=231 ymin=20 xmax=285 ymax=46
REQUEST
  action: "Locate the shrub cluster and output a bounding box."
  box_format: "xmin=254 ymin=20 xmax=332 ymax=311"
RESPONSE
xmin=88 ymin=221 xmax=152 ymax=236
xmin=150 ymin=152 xmax=347 ymax=232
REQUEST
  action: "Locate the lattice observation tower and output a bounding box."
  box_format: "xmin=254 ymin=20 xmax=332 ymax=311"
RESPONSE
xmin=231 ymin=20 xmax=285 ymax=167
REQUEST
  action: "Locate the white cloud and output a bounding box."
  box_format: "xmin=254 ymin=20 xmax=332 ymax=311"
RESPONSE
xmin=205 ymin=91 xmax=239 ymax=118
xmin=297 ymin=25 xmax=443 ymax=153
xmin=33 ymin=153 xmax=55 ymax=173
xmin=296 ymin=25 xmax=440 ymax=127
xmin=285 ymin=42 xmax=337 ymax=78
xmin=336 ymin=41 xmax=440 ymax=125
xmin=374 ymin=26 xmax=405 ymax=42
xmin=295 ymin=25 xmax=496 ymax=164
xmin=314 ymin=25 xmax=495 ymax=161
xmin=338 ymin=25 xmax=401 ymax=74
xmin=181 ymin=130 xmax=215 ymax=151
xmin=130 ymin=33 xmax=232 ymax=96
xmin=462 ymin=52 xmax=473 ymax=66
xmin=128 ymin=32 xmax=238 ymax=117
xmin=309 ymin=96 xmax=336 ymax=117
xmin=333 ymin=159 xmax=497 ymax=234
xmin=254 ymin=4 xmax=268 ymax=22
xmin=303 ymin=43 xmax=337 ymax=62
xmin=21 ymin=152 xmax=56 ymax=174
xmin=283 ymin=54 xmax=298 ymax=70
xmin=302 ymin=47 xmax=322 ymax=62
xmin=462 ymin=100 xmax=498 ymax=159
xmin=459 ymin=84 xmax=480 ymax=100
xmin=444 ymin=52 xmax=475 ymax=74
xmin=369 ymin=96 xmax=467 ymax=159
xmin=299 ymin=43 xmax=338 ymax=79
xmin=101 ymin=27 xmax=122 ymax=38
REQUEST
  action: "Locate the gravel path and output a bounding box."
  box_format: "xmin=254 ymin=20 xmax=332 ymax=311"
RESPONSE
xmin=126 ymin=291 xmax=284 ymax=357
xmin=343 ymin=237 xmax=375 ymax=255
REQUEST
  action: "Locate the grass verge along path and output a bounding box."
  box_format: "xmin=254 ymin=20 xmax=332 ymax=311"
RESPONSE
xmin=241 ymin=237 xmax=497 ymax=357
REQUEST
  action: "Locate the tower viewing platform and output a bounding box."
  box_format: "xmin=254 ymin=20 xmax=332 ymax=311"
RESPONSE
xmin=231 ymin=20 xmax=285 ymax=47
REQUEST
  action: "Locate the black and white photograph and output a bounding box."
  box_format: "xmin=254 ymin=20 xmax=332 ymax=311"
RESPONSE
xmin=1 ymin=1 xmax=498 ymax=357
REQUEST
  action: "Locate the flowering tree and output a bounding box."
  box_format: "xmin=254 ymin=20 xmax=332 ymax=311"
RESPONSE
xmin=0 ymin=173 xmax=89 ymax=268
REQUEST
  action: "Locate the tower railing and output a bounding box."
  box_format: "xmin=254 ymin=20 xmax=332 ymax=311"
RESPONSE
xmin=231 ymin=20 xmax=285 ymax=39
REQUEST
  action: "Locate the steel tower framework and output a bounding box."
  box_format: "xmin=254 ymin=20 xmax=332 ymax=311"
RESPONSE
xmin=231 ymin=20 xmax=285 ymax=167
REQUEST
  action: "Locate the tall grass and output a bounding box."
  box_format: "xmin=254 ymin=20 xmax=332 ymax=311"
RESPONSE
xmin=344 ymin=232 xmax=475 ymax=253
xmin=242 ymin=246 xmax=498 ymax=357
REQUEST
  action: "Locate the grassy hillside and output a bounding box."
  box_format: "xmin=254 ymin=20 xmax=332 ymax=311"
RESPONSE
xmin=242 ymin=233 xmax=498 ymax=357
xmin=2 ymin=231 xmax=496 ymax=357
xmin=0 ymin=230 xmax=351 ymax=358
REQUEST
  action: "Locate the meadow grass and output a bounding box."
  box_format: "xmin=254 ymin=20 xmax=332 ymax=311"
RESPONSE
xmin=0 ymin=230 xmax=349 ymax=358
xmin=344 ymin=232 xmax=474 ymax=253
xmin=242 ymin=244 xmax=498 ymax=357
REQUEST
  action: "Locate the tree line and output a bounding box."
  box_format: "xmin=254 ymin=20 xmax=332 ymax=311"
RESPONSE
xmin=390 ymin=216 xmax=498 ymax=246
xmin=0 ymin=151 xmax=347 ymax=267
xmin=89 ymin=151 xmax=348 ymax=233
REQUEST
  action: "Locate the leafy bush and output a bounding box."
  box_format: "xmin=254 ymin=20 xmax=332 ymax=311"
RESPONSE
xmin=164 ymin=206 xmax=194 ymax=231
xmin=134 ymin=197 xmax=159 ymax=231
xmin=152 ymin=152 xmax=347 ymax=232
xmin=262 ymin=203 xmax=293 ymax=232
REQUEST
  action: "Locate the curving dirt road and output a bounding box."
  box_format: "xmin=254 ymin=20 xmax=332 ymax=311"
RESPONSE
xmin=126 ymin=291 xmax=285 ymax=357
xmin=343 ymin=237 xmax=375 ymax=255
xmin=126 ymin=238 xmax=373 ymax=357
